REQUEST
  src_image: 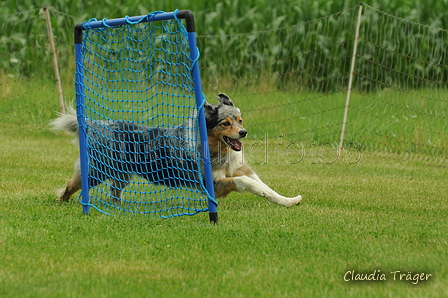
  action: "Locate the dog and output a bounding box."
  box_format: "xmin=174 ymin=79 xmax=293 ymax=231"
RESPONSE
xmin=50 ymin=93 xmax=302 ymax=207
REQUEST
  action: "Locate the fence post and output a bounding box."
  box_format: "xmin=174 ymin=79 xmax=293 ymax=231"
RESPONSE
xmin=43 ymin=6 xmax=65 ymax=114
xmin=338 ymin=3 xmax=363 ymax=159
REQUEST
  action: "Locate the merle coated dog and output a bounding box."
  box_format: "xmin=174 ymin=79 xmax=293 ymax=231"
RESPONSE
xmin=51 ymin=94 xmax=302 ymax=206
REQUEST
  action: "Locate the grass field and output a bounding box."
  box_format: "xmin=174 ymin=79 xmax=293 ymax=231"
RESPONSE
xmin=1 ymin=78 xmax=447 ymax=297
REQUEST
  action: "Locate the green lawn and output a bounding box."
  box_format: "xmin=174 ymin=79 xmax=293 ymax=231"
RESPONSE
xmin=1 ymin=120 xmax=447 ymax=297
xmin=0 ymin=77 xmax=447 ymax=297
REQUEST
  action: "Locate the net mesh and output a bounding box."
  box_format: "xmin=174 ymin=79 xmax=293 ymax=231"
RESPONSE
xmin=77 ymin=12 xmax=212 ymax=217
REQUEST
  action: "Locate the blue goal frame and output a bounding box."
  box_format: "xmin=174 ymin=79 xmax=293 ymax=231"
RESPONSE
xmin=74 ymin=10 xmax=218 ymax=223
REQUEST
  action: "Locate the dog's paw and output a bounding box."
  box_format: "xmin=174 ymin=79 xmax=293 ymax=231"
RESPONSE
xmin=56 ymin=188 xmax=70 ymax=202
xmin=294 ymin=195 xmax=303 ymax=205
xmin=284 ymin=195 xmax=302 ymax=207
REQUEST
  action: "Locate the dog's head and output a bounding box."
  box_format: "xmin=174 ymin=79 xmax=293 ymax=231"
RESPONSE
xmin=204 ymin=93 xmax=247 ymax=152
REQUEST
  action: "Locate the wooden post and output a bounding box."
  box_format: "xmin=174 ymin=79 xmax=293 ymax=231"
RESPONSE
xmin=43 ymin=6 xmax=65 ymax=114
xmin=338 ymin=3 xmax=363 ymax=159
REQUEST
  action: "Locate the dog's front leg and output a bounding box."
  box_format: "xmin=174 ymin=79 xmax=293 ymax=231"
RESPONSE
xmin=233 ymin=164 xmax=269 ymax=187
xmin=235 ymin=176 xmax=302 ymax=207
xmin=215 ymin=177 xmax=302 ymax=207
xmin=213 ymin=178 xmax=238 ymax=198
xmin=110 ymin=172 xmax=132 ymax=204
xmin=233 ymin=164 xmax=263 ymax=183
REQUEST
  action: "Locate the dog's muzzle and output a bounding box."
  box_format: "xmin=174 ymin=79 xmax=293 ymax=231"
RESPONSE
xmin=223 ymin=136 xmax=242 ymax=151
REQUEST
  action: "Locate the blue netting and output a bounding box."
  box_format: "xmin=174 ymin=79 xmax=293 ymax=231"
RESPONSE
xmin=76 ymin=11 xmax=214 ymax=217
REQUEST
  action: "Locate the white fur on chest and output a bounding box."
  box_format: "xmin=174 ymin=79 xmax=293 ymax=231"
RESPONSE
xmin=212 ymin=150 xmax=244 ymax=180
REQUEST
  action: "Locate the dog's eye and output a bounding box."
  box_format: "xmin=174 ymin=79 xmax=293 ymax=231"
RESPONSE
xmin=222 ymin=122 xmax=231 ymax=127
xmin=238 ymin=119 xmax=243 ymax=124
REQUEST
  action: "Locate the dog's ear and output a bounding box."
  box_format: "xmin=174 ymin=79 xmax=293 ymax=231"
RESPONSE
xmin=217 ymin=93 xmax=234 ymax=107
xmin=204 ymin=101 xmax=217 ymax=116
xmin=203 ymin=102 xmax=219 ymax=128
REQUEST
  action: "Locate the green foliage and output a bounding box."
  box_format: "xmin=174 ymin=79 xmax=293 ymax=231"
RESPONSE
xmin=2 ymin=0 xmax=448 ymax=88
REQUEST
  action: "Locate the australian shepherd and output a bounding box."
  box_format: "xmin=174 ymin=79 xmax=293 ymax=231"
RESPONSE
xmin=50 ymin=93 xmax=302 ymax=207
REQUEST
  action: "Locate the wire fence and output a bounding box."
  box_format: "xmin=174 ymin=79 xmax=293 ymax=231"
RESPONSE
xmin=1 ymin=4 xmax=447 ymax=167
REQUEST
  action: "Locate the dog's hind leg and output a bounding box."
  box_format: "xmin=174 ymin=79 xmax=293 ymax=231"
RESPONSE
xmin=57 ymin=177 xmax=82 ymax=202
xmin=57 ymin=160 xmax=82 ymax=202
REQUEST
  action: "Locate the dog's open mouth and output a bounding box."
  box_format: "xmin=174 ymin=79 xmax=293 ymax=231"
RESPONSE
xmin=223 ymin=136 xmax=243 ymax=151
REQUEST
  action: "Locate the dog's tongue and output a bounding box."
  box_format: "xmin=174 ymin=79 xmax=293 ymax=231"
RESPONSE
xmin=230 ymin=138 xmax=242 ymax=151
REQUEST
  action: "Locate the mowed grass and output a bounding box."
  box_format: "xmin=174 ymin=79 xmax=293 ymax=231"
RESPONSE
xmin=1 ymin=78 xmax=447 ymax=297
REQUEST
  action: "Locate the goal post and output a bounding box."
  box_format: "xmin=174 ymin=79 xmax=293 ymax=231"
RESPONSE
xmin=74 ymin=10 xmax=217 ymax=222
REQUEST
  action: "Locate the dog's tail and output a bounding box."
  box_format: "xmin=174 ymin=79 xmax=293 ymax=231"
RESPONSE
xmin=49 ymin=106 xmax=78 ymax=136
